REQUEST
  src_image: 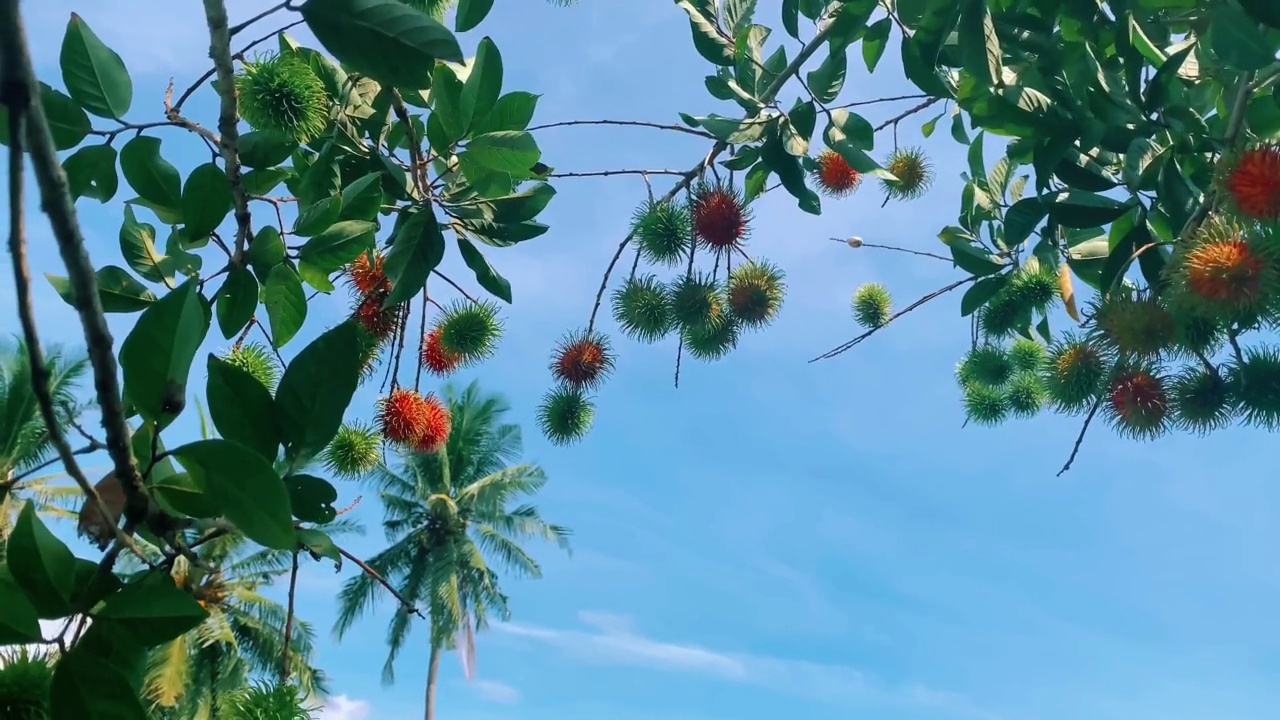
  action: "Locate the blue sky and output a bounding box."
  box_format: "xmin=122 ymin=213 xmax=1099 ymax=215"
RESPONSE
xmin=4 ymin=1 xmax=1280 ymax=719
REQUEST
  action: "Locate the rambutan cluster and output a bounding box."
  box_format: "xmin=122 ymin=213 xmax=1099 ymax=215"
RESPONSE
xmin=420 ymin=300 xmax=503 ymax=377
xmin=376 ymin=388 xmax=452 ymax=453
xmin=954 ymin=339 xmax=1049 ymax=426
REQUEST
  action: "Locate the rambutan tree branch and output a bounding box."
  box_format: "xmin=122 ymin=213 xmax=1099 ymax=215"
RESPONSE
xmin=173 ymin=19 xmax=305 ymax=112
xmin=1057 ymin=396 xmax=1102 ymax=476
xmin=527 ymin=118 xmax=715 ymax=139
xmin=335 ymin=544 xmax=428 ymax=620
xmin=200 ymin=0 xmax=254 ymax=262
xmin=808 ymin=276 xmax=979 ymax=362
xmin=548 ymin=169 xmax=688 ymax=179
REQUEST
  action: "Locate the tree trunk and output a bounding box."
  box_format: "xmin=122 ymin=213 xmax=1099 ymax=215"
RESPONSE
xmin=424 ymin=640 xmax=441 ymax=720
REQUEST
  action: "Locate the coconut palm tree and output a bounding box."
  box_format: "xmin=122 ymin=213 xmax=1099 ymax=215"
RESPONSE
xmin=334 ymin=381 xmax=571 ymax=720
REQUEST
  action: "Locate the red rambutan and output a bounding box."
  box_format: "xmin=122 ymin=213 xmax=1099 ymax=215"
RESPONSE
xmin=421 ymin=326 xmax=462 ymax=376
xmin=353 ymin=292 xmax=399 ymax=338
xmin=1224 ymin=144 xmax=1280 ymax=221
xmin=376 ymin=388 xmax=432 ymax=445
xmin=346 ymin=251 xmax=389 ymax=296
xmin=812 ymin=150 xmax=861 ymax=198
xmin=1108 ymin=368 xmax=1169 ymax=438
xmin=550 ymin=330 xmax=614 ymax=390
xmin=411 ymin=393 xmax=452 ymax=453
xmin=691 ymin=182 xmax=750 ymax=254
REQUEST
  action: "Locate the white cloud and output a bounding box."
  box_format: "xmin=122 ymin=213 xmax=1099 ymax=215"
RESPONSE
xmin=496 ymin=611 xmax=998 ymax=719
xmin=472 ymin=679 xmax=521 ymax=705
xmin=314 ymin=695 xmax=372 ymax=720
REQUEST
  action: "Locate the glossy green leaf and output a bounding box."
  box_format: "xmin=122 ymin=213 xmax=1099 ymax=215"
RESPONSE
xmin=463 ymin=131 xmax=540 ymax=175
xmin=284 ymin=474 xmax=339 ymax=524
xmin=263 ymin=264 xmax=307 ymax=348
xmin=959 ymin=0 xmax=1000 ymax=87
xmin=461 ymin=37 xmax=503 ymax=135
xmin=59 ymin=13 xmax=132 ymax=119
xmin=118 ymin=205 xmax=175 ymax=287
xmin=6 ymin=503 xmax=76 ymax=617
xmin=119 ymin=136 xmax=182 ymax=212
xmin=293 ymin=195 xmax=343 ymax=237
xmin=946 ymin=238 xmax=1006 ymax=276
xmin=826 ymin=108 xmax=874 ymax=150
xmin=782 ymin=0 xmax=800 ymax=38
xmin=299 ymin=0 xmax=463 ymax=88
xmin=457 ymin=236 xmax=512 ymax=303
xmin=862 ymin=16 xmax=892 ymax=71
xmin=298 ymin=220 xmax=376 ymax=271
xmin=806 ymin=46 xmax=847 ymax=104
xmin=472 ymin=91 xmax=539 ymax=135
xmin=0 ymin=84 xmax=90 ymax=150
xmin=173 ymin=439 xmax=295 ymax=550
xmin=51 ymin=645 xmax=149 ymax=720
xmin=46 ymin=265 xmax=156 ymax=313
xmin=119 ymin=279 xmax=209 ymax=427
xmin=760 ymin=133 xmax=821 ymax=214
xmin=1045 ymin=190 xmax=1133 ymax=229
xmin=63 ymin=143 xmax=119 ymax=202
xmin=238 ymin=130 xmax=297 ymax=168
xmin=1002 ymin=197 xmax=1047 ymax=248
xmin=385 ymin=206 xmax=446 ymax=305
xmin=675 ymin=0 xmax=735 ymax=66
xmin=455 ymin=0 xmax=495 ymax=31
xmin=1209 ymin=2 xmax=1278 ymax=71
xmin=67 ymin=557 xmax=123 ymax=613
xmin=150 ymin=471 xmax=220 ymax=519
xmin=960 ymin=273 xmax=1010 ymax=316
xmin=180 ymin=163 xmax=233 ymax=239
xmin=1239 ymin=0 xmax=1280 ymax=29
xmin=429 ymin=62 xmax=467 ymax=143
xmin=275 ymin=321 xmax=364 ymax=466
xmin=248 ymin=226 xmax=287 ymax=281
xmin=340 ymin=173 xmax=384 ymax=220
xmin=0 ymin=566 xmax=43 ymax=644
xmin=207 ymin=355 xmax=280 ymax=461
xmin=96 ymin=570 xmax=208 ymax=646
xmin=297 ymin=259 xmax=336 ymax=292
xmin=460 ymin=219 xmax=550 ymax=247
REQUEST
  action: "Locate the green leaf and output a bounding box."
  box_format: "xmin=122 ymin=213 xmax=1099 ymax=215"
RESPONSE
xmin=51 ymin=645 xmax=149 ymax=720
xmin=760 ymin=132 xmax=820 ymax=214
xmin=238 ymin=130 xmax=297 ymax=168
xmin=248 ymin=226 xmax=286 ymax=281
xmin=457 ymin=236 xmax=512 ymax=303
xmin=46 ymin=265 xmax=156 ymax=313
xmin=284 ymin=474 xmax=338 ymax=524
xmin=96 ymin=570 xmax=209 ymax=646
xmin=806 ymin=45 xmax=847 ymax=103
xmin=782 ymin=0 xmax=800 ymax=38
xmin=460 ymin=219 xmax=549 ymax=247
xmin=385 ymin=206 xmax=446 ymax=305
xmin=959 ymin=0 xmax=1001 ymax=87
xmin=59 ymin=13 xmax=132 ymax=119
xmin=826 ymin=108 xmax=874 ymax=150
xmin=788 ymin=99 xmax=816 ymax=142
xmin=299 ymin=0 xmax=463 ymax=89
xmin=293 ymin=195 xmax=343 ymax=237
xmin=297 ymin=528 xmax=342 ymax=567
xmin=921 ymin=113 xmax=942 ymax=137
xmin=461 ymin=37 xmax=504 ymax=136
xmin=6 ymin=503 xmax=76 ymax=617
xmin=429 ymin=63 xmax=467 ymax=144
xmin=945 ymin=238 xmax=1007 ymax=276
xmin=675 ymin=0 xmax=735 ymax=66
xmin=455 ymin=0 xmax=495 ymax=31
xmin=1239 ymin=0 xmax=1280 ymax=29
xmin=298 ymin=220 xmax=376 ymax=271
xmin=119 ymin=136 xmax=182 ymax=212
xmin=118 ymin=205 xmax=175 ymax=287
xmin=263 ymin=264 xmax=307 ymax=348
xmin=1046 ymin=190 xmax=1134 ymax=229
xmin=119 ymin=279 xmax=209 ymax=427
xmin=207 ymin=355 xmax=280 ymax=462
xmin=1003 ymin=197 xmax=1047 ymax=248
xmin=0 ymin=83 xmax=92 ymax=150
xmin=862 ymin=16 xmax=892 ymax=72
xmin=951 ymin=111 xmax=970 ymax=144
xmin=1209 ymin=2 xmax=1278 ymax=71
xmin=480 ymin=182 xmax=555 ymax=223
xmin=960 ymin=273 xmax=1010 ymax=316
xmin=275 ymin=321 xmax=364 ymax=466
xmin=172 ymin=439 xmax=295 ymax=550
xmin=63 ymin=143 xmax=119 ymax=202
xmin=340 ymin=173 xmax=384 ymax=220
xmin=68 ymin=557 xmax=122 ymax=613
xmin=472 ymin=91 xmax=539 ymax=135
xmin=150 ymin=471 xmax=220 ymax=519
xmin=242 ymin=167 xmax=291 ymax=196
xmin=1144 ymin=43 xmax=1195 ymax=113
xmin=180 ymin=163 xmax=233 ymax=239
xmin=0 ymin=567 xmax=43 ymax=644
xmin=463 ymin=131 xmax=540 ymax=175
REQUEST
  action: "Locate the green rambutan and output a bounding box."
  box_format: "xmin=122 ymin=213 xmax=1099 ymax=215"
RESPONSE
xmin=220 ymin=342 xmax=281 ymax=392
xmin=962 ymin=383 xmax=1009 ymax=426
xmin=726 ymin=259 xmax=785 ymax=329
xmin=1168 ymin=218 xmax=1280 ymax=321
xmin=1170 ymin=313 xmax=1225 ymax=357
xmin=1226 ymin=345 xmax=1280 ymax=430
xmin=851 ymin=282 xmax=892 ymax=329
xmin=550 ymin=329 xmax=615 ymax=390
xmin=690 ymin=180 xmax=751 ymax=256
xmin=1105 ymin=364 xmax=1170 ymax=440
xmin=956 ymin=344 xmax=1015 ymax=387
xmin=1043 ymin=334 xmax=1107 ymax=412
xmin=978 ymin=292 xmax=1032 ymax=339
xmin=436 ymin=299 xmax=502 ymax=363
xmin=668 ymin=272 xmax=724 ymax=330
xmin=632 ymin=199 xmax=692 ymax=267
xmin=0 ymin=648 xmax=53 ymax=720
xmin=1091 ymin=291 xmax=1175 ymax=358
xmin=681 ymin=315 xmax=740 ymax=361
xmin=1009 ymin=337 xmax=1046 ymax=372
xmin=1003 ymin=266 xmax=1060 ymax=313
xmin=1170 ymin=366 xmax=1235 ymax=435
xmin=880 ymin=146 xmax=934 ymax=201
xmin=321 ymin=420 xmax=382 ymax=480
xmin=536 ymin=384 xmax=595 ymax=446
xmin=235 ymin=53 xmax=330 ymax=143
xmin=611 ymin=274 xmax=672 ymax=343
xmin=1005 ymin=372 xmax=1047 ymax=418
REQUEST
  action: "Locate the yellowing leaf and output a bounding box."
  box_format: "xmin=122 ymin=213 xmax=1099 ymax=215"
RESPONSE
xmin=1059 ymin=263 xmax=1080 ymax=323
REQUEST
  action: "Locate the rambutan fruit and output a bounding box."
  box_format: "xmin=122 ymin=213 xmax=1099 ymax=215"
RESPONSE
xmin=1169 ymin=219 xmax=1278 ymax=320
xmin=611 ymin=274 xmax=672 ymax=343
xmin=1003 ymin=266 xmax=1060 ymax=313
xmin=1106 ymin=365 xmax=1170 ymax=439
xmin=1091 ymin=292 xmax=1175 ymax=358
xmin=668 ymin=272 xmax=724 ymax=330
xmin=536 ymin=384 xmax=595 ymax=446
xmin=852 ymin=282 xmax=892 ymax=329
xmin=1220 ymin=143 xmax=1280 ymax=221
xmin=1170 ymin=366 xmax=1235 ymax=435
xmin=321 ymin=421 xmax=382 ymax=480
xmin=353 ymin=291 xmax=400 ymax=339
xmin=962 ymin=383 xmax=1008 ymax=426
xmin=632 ymin=199 xmax=692 ymax=267
xmin=1043 ymin=334 xmax=1107 ymax=412
xmin=1009 ymin=337 xmax=1046 ymax=372
xmin=421 ymin=326 xmax=462 ymax=376
xmin=681 ymin=315 xmax=740 ymax=361
xmin=220 ymin=342 xmax=281 ymax=392
xmin=1005 ymin=372 xmax=1047 ymax=418
xmin=1225 ymin=345 xmax=1280 ymax=430
xmin=1170 ymin=313 xmax=1225 ymax=358
xmin=436 ymin=299 xmax=502 ymax=363
xmin=956 ymin=344 xmax=1015 ymax=387
xmin=376 ymin=388 xmax=433 ymax=446
xmin=880 ymin=146 xmax=934 ymax=202
xmin=550 ymin=329 xmax=615 ymax=390
xmin=412 ymin=393 xmax=452 ymax=453
xmin=690 ymin=181 xmax=751 ymax=256
xmin=345 ymin=250 xmax=389 ymax=296
xmin=0 ymin=648 xmax=53 ymax=720
xmin=355 ymin=328 xmax=385 ymax=383
xmin=811 ymin=149 xmax=862 ymax=198
xmin=726 ymin=259 xmax=785 ymax=329
xmin=978 ymin=292 xmax=1032 ymax=339
xmin=235 ymin=53 xmax=330 ymax=143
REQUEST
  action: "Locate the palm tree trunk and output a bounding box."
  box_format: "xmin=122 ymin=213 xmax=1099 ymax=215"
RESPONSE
xmin=424 ymin=640 xmax=441 ymax=720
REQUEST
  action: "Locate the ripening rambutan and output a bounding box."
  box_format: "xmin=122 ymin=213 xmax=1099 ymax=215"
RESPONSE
xmin=1106 ymin=365 xmax=1170 ymax=439
xmin=1003 ymin=266 xmax=1060 ymax=313
xmin=632 ymin=199 xmax=693 ymax=267
xmin=1220 ymin=143 xmax=1280 ymax=221
xmin=536 ymin=384 xmax=595 ymax=446
xmin=0 ymin=648 xmax=53 ymax=720
xmin=411 ymin=393 xmax=452 ymax=453
xmin=669 ymin=272 xmax=724 ymax=330
xmin=690 ymin=181 xmax=751 ymax=255
xmin=1091 ymin=292 xmax=1175 ymax=358
xmin=1169 ymin=219 xmax=1278 ymax=320
xmin=356 ymin=328 xmax=385 ymax=383
xmin=376 ymin=388 xmax=433 ymax=446
xmin=962 ymin=383 xmax=1008 ymax=426
xmin=978 ymin=292 xmax=1032 ymax=339
xmin=550 ymin=329 xmax=615 ymax=390
xmin=235 ymin=53 xmax=330 ymax=143
xmin=345 ymin=250 xmax=389 ymax=296
xmin=956 ymin=344 xmax=1014 ymax=387
xmin=353 ymin=291 xmax=400 ymax=339
xmin=1170 ymin=366 xmax=1235 ymax=435
xmin=682 ymin=315 xmax=740 ymax=361
xmin=1009 ymin=337 xmax=1046 ymax=372
xmin=1005 ymin=372 xmax=1047 ymax=418
xmin=220 ymin=342 xmax=281 ymax=392
xmin=811 ymin=149 xmax=862 ymax=198
xmin=880 ymin=146 xmax=934 ymax=202
xmin=1225 ymin=345 xmax=1280 ymax=430
xmin=1043 ymin=334 xmax=1107 ymax=412
xmin=436 ymin=299 xmax=502 ymax=363
xmin=851 ymin=282 xmax=892 ymax=329
xmin=1171 ymin=313 xmax=1225 ymax=357
xmin=321 ymin=421 xmax=382 ymax=480
xmin=726 ymin=259 xmax=785 ymax=329
xmin=421 ymin=326 xmax=462 ymax=376
xmin=612 ymin=274 xmax=672 ymax=343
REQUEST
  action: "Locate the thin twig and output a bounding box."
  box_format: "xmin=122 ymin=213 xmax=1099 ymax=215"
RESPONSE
xmin=872 ymin=97 xmax=943 ymax=133
xmin=280 ymin=549 xmax=300 ymax=682
xmin=173 ymin=19 xmax=305 ymax=112
xmin=830 ymin=93 xmax=931 ymax=110
xmin=833 ymin=237 xmax=951 ymax=262
xmin=549 ymin=169 xmax=688 ymax=178
xmin=431 ymin=269 xmax=480 ymax=305
xmin=809 ymin=277 xmax=978 ymax=362
xmin=201 ymin=0 xmax=254 ymax=260
xmin=527 ymin=118 xmax=714 ymax=139
xmin=335 ymin=545 xmax=427 ymax=620
xmin=10 ymin=444 xmax=102 ymax=484
xmin=230 ymin=0 xmax=293 ymax=36
xmin=1057 ymin=397 xmax=1103 ymax=476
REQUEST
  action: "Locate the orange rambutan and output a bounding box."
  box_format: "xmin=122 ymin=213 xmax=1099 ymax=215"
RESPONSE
xmin=1106 ymin=367 xmax=1170 ymax=439
xmin=346 ymin=250 xmax=389 ymax=296
xmin=690 ymin=181 xmax=750 ymax=255
xmin=550 ymin=329 xmax=614 ymax=390
xmin=1223 ymin=144 xmax=1280 ymax=221
xmin=411 ymin=393 xmax=452 ymax=453
xmin=420 ymin=326 xmax=462 ymax=376
xmin=812 ymin=150 xmax=861 ymax=198
xmin=1170 ymin=219 xmax=1279 ymax=320
xmin=353 ymin=291 xmax=399 ymax=338
xmin=376 ymin=388 xmax=433 ymax=445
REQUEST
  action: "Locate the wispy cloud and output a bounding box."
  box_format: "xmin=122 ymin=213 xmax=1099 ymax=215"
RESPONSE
xmin=315 ymin=694 xmax=372 ymax=720
xmin=495 ymin=611 xmax=997 ymax=719
xmin=472 ymin=679 xmax=521 ymax=704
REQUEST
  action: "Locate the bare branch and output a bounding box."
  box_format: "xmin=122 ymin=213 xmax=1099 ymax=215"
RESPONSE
xmin=527 ymin=118 xmax=714 ymax=139
xmin=280 ymin=549 xmax=301 ymax=682
xmin=199 ymin=0 xmax=254 ymax=261
xmin=335 ymin=545 xmax=428 ymax=620
xmin=1057 ymin=397 xmax=1103 ymax=476
xmin=549 ymin=169 xmax=688 ymax=179
xmin=809 ymin=276 xmax=978 ymax=362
